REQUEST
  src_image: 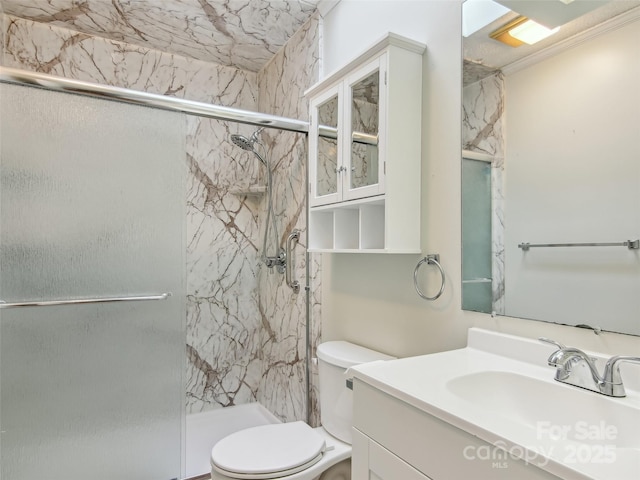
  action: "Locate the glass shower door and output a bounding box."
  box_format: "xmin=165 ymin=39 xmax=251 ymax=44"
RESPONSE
xmin=0 ymin=84 xmax=185 ymax=480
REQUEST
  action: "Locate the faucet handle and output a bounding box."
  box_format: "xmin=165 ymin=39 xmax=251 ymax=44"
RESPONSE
xmin=538 ymin=337 xmax=566 ymax=350
xmin=601 ymin=355 xmax=640 ymax=397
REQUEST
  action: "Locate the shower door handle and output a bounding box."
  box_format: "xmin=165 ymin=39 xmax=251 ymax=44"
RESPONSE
xmin=286 ymin=230 xmax=300 ymax=294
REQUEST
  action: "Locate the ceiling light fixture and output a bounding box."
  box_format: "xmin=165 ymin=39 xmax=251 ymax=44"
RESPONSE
xmin=489 ymin=16 xmax=560 ymax=47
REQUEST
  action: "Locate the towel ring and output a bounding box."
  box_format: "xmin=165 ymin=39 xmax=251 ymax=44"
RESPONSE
xmin=414 ymin=254 xmax=445 ymax=301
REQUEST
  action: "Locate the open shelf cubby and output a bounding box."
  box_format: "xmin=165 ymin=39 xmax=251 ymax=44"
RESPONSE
xmin=309 ymin=197 xmax=387 ymax=252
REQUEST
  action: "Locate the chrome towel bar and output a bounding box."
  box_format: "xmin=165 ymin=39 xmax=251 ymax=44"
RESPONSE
xmin=0 ymin=293 xmax=172 ymax=309
xmin=413 ymin=254 xmax=445 ymax=301
xmin=518 ymin=239 xmax=639 ymax=251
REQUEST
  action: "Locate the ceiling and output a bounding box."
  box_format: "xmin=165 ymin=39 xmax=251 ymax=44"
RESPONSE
xmin=1 ymin=0 xmax=322 ymax=72
xmin=4 ymin=1 xmax=637 ymax=79
xmin=464 ymin=0 xmax=640 ymax=85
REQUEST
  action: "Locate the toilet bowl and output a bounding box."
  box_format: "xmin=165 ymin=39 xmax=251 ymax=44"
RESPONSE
xmin=210 ymin=341 xmax=394 ymax=480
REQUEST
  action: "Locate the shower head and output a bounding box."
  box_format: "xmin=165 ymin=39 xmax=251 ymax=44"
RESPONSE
xmin=230 ymin=132 xmax=267 ymax=166
xmin=230 ymin=134 xmax=254 ymax=152
xmin=231 ymin=127 xmax=264 ymax=152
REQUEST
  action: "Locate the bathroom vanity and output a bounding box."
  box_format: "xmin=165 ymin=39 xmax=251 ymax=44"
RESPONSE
xmin=349 ymin=329 xmax=640 ymax=480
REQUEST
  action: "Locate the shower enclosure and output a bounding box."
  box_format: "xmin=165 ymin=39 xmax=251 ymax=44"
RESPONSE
xmin=0 ymin=69 xmax=313 ymax=480
xmin=0 ymin=82 xmax=186 ymax=479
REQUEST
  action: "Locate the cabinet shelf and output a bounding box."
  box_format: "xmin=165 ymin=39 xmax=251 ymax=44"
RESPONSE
xmin=309 ymin=196 xmax=421 ymax=254
xmin=309 ymin=198 xmax=384 ymax=251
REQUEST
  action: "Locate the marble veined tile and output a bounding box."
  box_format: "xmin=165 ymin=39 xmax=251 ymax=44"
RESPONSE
xmin=185 ymin=119 xmax=270 ymax=412
xmin=462 ymin=72 xmax=504 ymax=158
xmin=255 ymin=12 xmax=320 ymax=424
xmin=2 ymin=0 xmax=321 ymax=72
xmin=3 ymin=14 xmax=258 ymax=106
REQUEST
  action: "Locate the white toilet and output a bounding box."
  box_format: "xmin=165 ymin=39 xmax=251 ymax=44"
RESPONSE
xmin=210 ymin=341 xmax=394 ymax=480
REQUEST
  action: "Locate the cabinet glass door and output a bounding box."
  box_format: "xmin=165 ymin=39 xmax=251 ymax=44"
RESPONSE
xmin=310 ymin=86 xmax=342 ymax=206
xmin=345 ymin=56 xmax=385 ymax=200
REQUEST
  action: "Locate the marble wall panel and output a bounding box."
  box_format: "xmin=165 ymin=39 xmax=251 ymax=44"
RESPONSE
xmin=256 ymin=12 xmax=320 ymax=425
xmin=2 ymin=14 xmax=258 ymax=104
xmin=2 ymin=0 xmax=321 ymax=72
xmin=185 ymin=118 xmax=266 ymax=412
xmin=462 ymin=72 xmax=505 ymax=314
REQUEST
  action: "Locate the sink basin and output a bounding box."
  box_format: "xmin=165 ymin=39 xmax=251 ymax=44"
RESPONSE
xmin=446 ymin=370 xmax=640 ymax=449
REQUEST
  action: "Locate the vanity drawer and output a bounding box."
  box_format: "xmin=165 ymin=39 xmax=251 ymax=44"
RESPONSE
xmin=352 ymin=379 xmax=560 ymax=480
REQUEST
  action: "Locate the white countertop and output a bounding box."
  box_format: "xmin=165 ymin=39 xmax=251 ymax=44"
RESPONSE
xmin=350 ymin=328 xmax=640 ymax=480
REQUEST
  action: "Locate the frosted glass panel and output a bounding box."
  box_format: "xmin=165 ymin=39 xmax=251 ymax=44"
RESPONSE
xmin=0 ymin=84 xmax=185 ymax=480
xmin=462 ymin=158 xmax=492 ymax=313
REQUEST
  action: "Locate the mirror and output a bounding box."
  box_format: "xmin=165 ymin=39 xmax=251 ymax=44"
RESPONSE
xmin=462 ymin=0 xmax=640 ymax=336
xmin=349 ymin=70 xmax=380 ymax=190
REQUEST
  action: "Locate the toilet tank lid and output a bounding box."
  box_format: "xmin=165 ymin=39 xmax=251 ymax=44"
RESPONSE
xmin=316 ymin=341 xmax=395 ymax=368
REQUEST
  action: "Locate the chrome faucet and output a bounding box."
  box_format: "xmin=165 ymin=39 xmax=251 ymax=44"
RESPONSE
xmin=539 ymin=337 xmax=640 ymax=397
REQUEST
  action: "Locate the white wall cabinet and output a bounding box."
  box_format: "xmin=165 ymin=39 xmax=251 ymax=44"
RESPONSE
xmin=306 ymin=33 xmax=425 ymax=253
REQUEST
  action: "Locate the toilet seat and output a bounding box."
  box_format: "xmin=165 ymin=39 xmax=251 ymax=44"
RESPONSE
xmin=211 ymin=421 xmax=326 ymax=480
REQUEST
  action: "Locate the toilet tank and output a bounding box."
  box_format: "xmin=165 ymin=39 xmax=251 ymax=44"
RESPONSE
xmin=316 ymin=341 xmax=395 ymax=444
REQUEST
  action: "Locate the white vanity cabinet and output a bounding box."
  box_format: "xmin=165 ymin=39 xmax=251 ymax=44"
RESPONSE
xmin=306 ymin=33 xmax=425 ymax=253
xmin=352 ymin=428 xmax=432 ymax=480
xmin=351 ymin=380 xmax=561 ymax=480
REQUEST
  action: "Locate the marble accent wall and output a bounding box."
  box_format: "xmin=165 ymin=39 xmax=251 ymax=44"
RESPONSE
xmin=1 ymin=0 xmax=321 ymax=72
xmin=185 ymin=120 xmax=265 ymax=412
xmin=462 ymin=72 xmax=505 ymax=314
xmin=3 ymin=10 xmax=319 ymax=420
xmin=256 ymin=11 xmax=321 ymax=426
xmin=2 ymin=14 xmax=258 ymax=102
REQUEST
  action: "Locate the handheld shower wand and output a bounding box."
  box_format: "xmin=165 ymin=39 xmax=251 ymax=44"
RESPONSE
xmin=230 ymin=129 xmax=282 ymax=270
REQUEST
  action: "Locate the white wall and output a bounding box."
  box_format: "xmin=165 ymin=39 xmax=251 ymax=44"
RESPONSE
xmin=504 ymin=19 xmax=640 ymax=335
xmin=318 ymin=0 xmax=640 ymax=358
